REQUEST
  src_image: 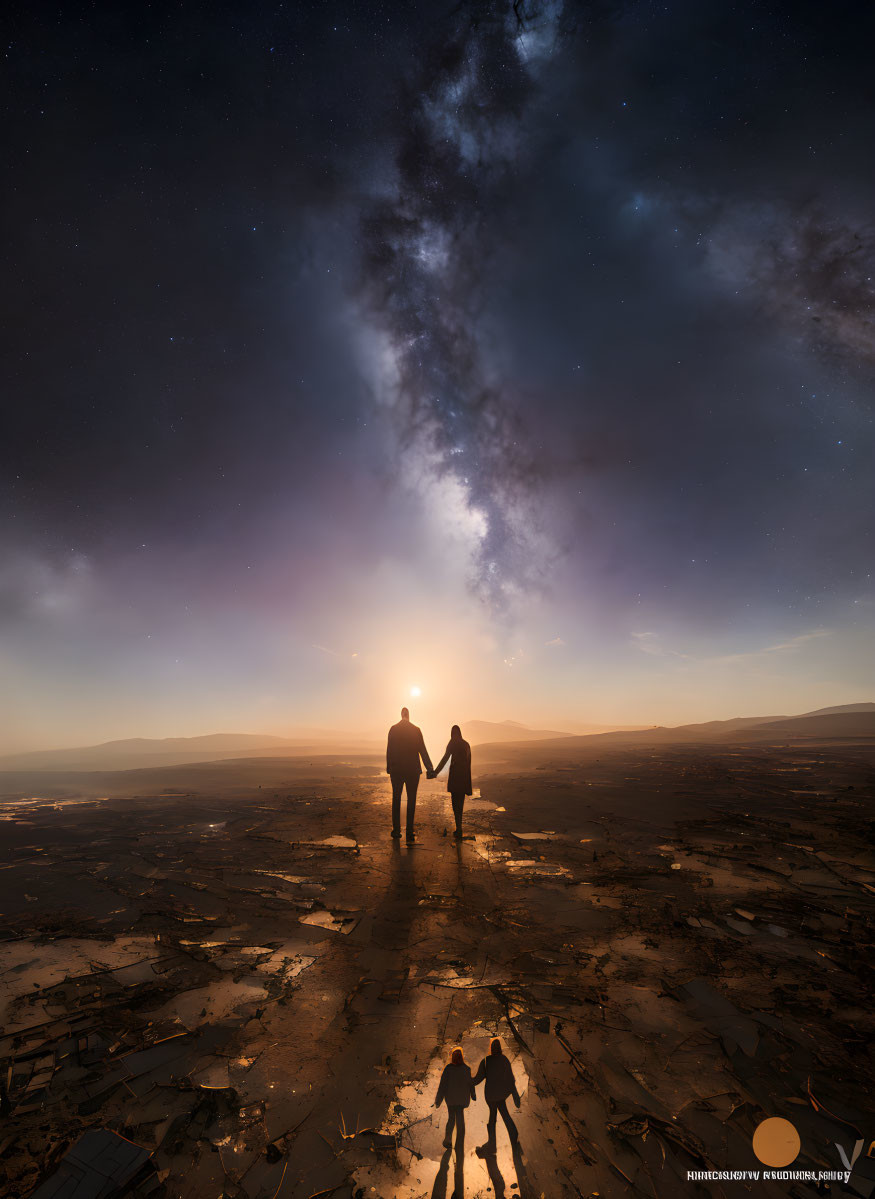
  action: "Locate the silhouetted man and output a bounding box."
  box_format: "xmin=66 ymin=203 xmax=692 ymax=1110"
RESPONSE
xmin=386 ymin=707 xmax=433 ymax=842
xmin=473 ymin=1038 xmax=521 ymax=1156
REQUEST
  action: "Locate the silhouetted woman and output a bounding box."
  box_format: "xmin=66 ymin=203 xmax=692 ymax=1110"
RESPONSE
xmin=434 ymin=1046 xmax=475 ymax=1149
xmin=433 ymin=725 xmax=472 ymax=840
xmin=473 ymin=1038 xmax=521 ymax=1152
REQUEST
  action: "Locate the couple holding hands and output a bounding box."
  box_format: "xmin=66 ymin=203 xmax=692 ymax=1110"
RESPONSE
xmin=434 ymin=1039 xmax=521 ymax=1156
xmin=386 ymin=707 xmax=472 ymax=842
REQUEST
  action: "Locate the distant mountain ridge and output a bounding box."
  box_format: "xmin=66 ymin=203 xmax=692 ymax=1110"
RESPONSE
xmin=0 ymin=720 xmax=642 ymax=772
xmin=0 ymin=731 xmax=377 ymax=772
xmin=473 ymin=703 xmax=875 ymax=754
xmin=462 ymin=719 xmax=575 ymax=744
xmin=462 ymin=719 xmax=644 ymax=743
xmin=793 ymin=703 xmax=875 ymax=717
xmin=1 ymin=704 xmax=872 ymax=772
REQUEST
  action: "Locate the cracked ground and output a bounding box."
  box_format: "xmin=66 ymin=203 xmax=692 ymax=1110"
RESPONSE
xmin=1 ymin=735 xmax=874 ymax=1198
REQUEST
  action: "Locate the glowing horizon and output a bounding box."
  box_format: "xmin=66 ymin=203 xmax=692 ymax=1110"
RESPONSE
xmin=1 ymin=3 xmax=872 ymax=759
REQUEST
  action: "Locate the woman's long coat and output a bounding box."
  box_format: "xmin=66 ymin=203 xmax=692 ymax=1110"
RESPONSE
xmin=434 ymin=737 xmax=472 ymax=796
xmin=435 ymin=1061 xmax=475 ymax=1108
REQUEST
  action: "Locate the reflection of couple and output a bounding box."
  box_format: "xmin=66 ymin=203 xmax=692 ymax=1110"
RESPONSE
xmin=386 ymin=707 xmax=472 ymax=842
xmin=434 ymin=1039 xmax=521 ymax=1155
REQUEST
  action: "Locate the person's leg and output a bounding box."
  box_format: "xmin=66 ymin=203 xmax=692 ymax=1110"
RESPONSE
xmin=486 ymin=1101 xmax=498 ymax=1148
xmin=456 ymin=1108 xmax=465 ymax=1145
xmin=390 ymin=776 xmax=403 ymax=836
xmin=497 ymin=1098 xmax=518 ymax=1141
xmin=443 ymin=1105 xmax=457 ymax=1147
xmin=451 ymin=792 xmax=464 ymax=837
xmin=405 ymin=773 xmax=420 ymax=838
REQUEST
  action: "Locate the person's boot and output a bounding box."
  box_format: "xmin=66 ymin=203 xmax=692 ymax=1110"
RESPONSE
xmin=453 ymin=827 xmax=463 ymax=839
xmin=406 ymin=831 xmax=416 ymax=843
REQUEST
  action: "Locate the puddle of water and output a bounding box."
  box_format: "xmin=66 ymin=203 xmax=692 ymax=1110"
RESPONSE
xmin=190 ymin=1057 xmax=231 ymax=1089
xmin=299 ymin=910 xmax=360 ymax=934
xmin=510 ymin=831 xmax=565 ymax=841
xmin=0 ymin=936 xmax=160 ymax=1032
xmin=0 ymin=797 xmax=109 ymax=811
xmin=253 ymin=950 xmax=316 ymax=979
xmin=506 ymin=860 xmax=572 ymax=878
xmin=147 ymin=977 xmax=268 ymax=1027
xmin=352 ymin=1034 xmax=529 ymax=1198
xmin=252 ymin=871 xmax=326 ymax=891
xmin=571 ymin=887 xmax=624 ymax=908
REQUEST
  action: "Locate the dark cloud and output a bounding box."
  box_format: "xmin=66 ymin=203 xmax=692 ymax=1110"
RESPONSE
xmin=702 ymin=202 xmax=875 ymax=365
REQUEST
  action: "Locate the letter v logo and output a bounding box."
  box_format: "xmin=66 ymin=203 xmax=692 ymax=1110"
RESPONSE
xmin=836 ymin=1140 xmax=863 ymax=1172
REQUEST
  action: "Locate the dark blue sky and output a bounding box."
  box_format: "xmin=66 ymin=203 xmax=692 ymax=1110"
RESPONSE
xmin=2 ymin=0 xmax=873 ymax=750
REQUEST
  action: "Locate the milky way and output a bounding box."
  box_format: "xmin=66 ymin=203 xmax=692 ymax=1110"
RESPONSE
xmin=355 ymin=1 xmax=567 ymax=608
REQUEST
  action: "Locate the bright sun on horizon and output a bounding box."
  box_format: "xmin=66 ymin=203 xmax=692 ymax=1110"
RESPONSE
xmin=410 ymin=685 xmax=421 ymax=697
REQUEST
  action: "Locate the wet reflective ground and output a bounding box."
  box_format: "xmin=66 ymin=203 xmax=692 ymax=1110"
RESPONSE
xmin=1 ymin=739 xmax=874 ymax=1197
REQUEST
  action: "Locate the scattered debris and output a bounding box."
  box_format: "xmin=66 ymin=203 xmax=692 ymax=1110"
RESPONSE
xmin=1 ymin=741 xmax=873 ymax=1198
xmin=30 ymin=1129 xmax=158 ymax=1198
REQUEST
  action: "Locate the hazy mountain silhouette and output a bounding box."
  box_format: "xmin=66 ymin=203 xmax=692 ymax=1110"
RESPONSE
xmin=719 ymin=709 xmax=875 ymax=741
xmin=0 ymin=731 xmax=375 ymax=772
xmin=792 ymin=702 xmax=875 ymax=717
xmin=465 ymin=720 xmax=586 ymax=744
xmin=473 ymin=703 xmax=875 ymax=756
xmin=2 ymin=706 xmax=871 ymax=774
xmin=0 ymin=720 xmax=631 ymax=771
xmin=463 ymin=719 xmax=645 ymax=744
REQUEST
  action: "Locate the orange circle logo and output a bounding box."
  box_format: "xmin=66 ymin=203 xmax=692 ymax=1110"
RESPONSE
xmin=752 ymin=1117 xmax=801 ymax=1167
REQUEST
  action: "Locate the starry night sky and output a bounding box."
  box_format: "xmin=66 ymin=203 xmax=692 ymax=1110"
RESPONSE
xmin=2 ymin=0 xmax=874 ymax=752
